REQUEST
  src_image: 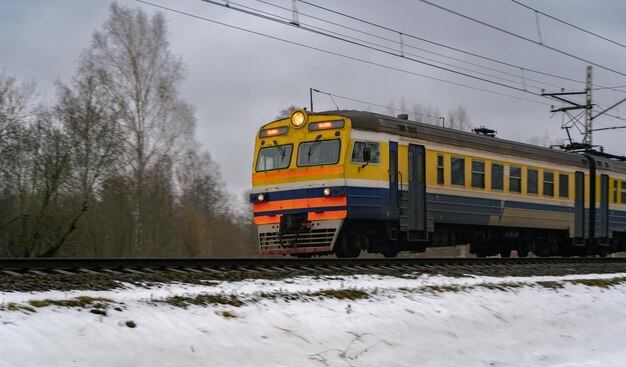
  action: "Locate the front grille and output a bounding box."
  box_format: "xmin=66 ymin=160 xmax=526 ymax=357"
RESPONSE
xmin=258 ymin=220 xmax=343 ymax=253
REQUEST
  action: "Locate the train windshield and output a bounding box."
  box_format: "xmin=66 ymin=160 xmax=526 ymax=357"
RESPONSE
xmin=256 ymin=144 xmax=293 ymax=171
xmin=297 ymin=139 xmax=341 ymax=167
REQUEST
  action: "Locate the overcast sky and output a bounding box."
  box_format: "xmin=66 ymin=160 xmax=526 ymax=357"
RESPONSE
xmin=2 ymin=0 xmax=626 ymax=200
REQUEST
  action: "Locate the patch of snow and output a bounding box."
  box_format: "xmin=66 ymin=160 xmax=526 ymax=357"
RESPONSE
xmin=1 ymin=273 xmax=626 ymax=367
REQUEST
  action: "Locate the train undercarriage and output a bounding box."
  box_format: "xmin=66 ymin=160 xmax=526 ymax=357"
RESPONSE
xmin=314 ymin=220 xmax=626 ymax=258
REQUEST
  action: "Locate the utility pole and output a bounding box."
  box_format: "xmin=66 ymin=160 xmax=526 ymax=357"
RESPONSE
xmin=543 ymin=66 xmax=626 ymax=152
xmin=584 ymin=65 xmax=593 ymax=146
xmin=542 ymin=66 xmax=593 ymax=149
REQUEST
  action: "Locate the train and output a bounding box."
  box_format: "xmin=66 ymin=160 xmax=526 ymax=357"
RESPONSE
xmin=250 ymin=109 xmax=626 ymax=257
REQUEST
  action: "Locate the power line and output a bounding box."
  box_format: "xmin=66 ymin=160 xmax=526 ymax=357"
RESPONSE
xmin=240 ymin=0 xmax=543 ymax=89
xmin=298 ymin=0 xmax=589 ymax=87
xmin=594 ymin=85 xmax=626 ymax=91
xmin=312 ymin=89 xmax=442 ymax=119
xmin=142 ymin=1 xmax=626 ymax=144
xmin=257 ymin=0 xmax=564 ymax=91
xmin=199 ymin=0 xmax=541 ymax=96
xmin=215 ymin=0 xmax=626 ymax=108
xmin=418 ymin=0 xmax=626 ymax=78
xmin=510 ymin=0 xmax=626 ymax=50
xmin=137 ymin=0 xmax=550 ymax=106
xmin=247 ymin=1 xmax=549 ymax=91
xmin=300 ymin=0 xmax=626 ymax=93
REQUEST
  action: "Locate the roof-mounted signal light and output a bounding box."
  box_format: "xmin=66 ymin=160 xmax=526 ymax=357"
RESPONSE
xmin=309 ymin=120 xmax=345 ymax=131
xmin=259 ymin=126 xmax=288 ymax=138
xmin=290 ymin=109 xmax=307 ymax=128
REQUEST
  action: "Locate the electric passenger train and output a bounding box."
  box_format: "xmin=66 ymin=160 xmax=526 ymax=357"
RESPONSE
xmin=250 ymin=109 xmax=626 ymax=258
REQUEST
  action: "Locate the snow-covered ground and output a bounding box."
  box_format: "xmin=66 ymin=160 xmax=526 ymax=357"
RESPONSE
xmin=1 ymin=272 xmax=626 ymax=367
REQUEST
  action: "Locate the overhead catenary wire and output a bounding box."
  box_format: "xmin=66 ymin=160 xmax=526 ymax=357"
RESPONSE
xmin=312 ymin=89 xmax=442 ymax=119
xmin=299 ymin=0 xmax=626 ymax=136
xmin=241 ymin=1 xmax=549 ymax=90
xmin=212 ymin=0 xmax=625 ymax=112
xmin=198 ymin=0 xmax=545 ymax=96
xmin=136 ymin=0 xmax=551 ymax=107
xmin=299 ymin=0 xmax=626 ymax=94
xmin=298 ymin=0 xmax=599 ymax=88
xmin=417 ymin=0 xmax=626 ymax=79
xmin=256 ymin=0 xmax=564 ymax=91
xmin=510 ymin=0 xmax=626 ymax=50
xmin=139 ymin=0 xmax=626 ymax=136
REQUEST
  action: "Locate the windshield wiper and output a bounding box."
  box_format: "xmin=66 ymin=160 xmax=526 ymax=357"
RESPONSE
xmin=274 ymin=140 xmax=286 ymax=162
xmin=307 ymin=135 xmax=323 ymax=162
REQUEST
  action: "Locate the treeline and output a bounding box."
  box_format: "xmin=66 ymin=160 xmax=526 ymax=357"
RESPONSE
xmin=0 ymin=4 xmax=256 ymax=258
xmin=387 ymin=101 xmax=472 ymax=131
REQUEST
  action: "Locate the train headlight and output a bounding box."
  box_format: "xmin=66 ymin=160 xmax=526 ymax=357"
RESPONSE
xmin=290 ymin=109 xmax=307 ymax=128
xmin=257 ymin=193 xmax=265 ymax=202
xmin=323 ymin=188 xmax=331 ymax=196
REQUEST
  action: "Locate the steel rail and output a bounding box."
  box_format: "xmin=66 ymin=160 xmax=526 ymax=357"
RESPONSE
xmin=1 ymin=257 xmax=625 ymax=272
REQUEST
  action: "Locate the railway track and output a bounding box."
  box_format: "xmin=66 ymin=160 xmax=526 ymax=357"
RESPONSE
xmin=2 ymin=256 xmax=626 ymax=275
xmin=0 ymin=256 xmax=625 ymax=284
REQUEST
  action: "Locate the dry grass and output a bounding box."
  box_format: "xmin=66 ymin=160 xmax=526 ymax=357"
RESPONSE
xmin=161 ymin=294 xmax=243 ymax=308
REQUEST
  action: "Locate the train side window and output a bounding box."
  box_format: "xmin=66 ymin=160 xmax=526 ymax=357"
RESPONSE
xmin=437 ymin=154 xmax=444 ymax=184
xmin=491 ymin=163 xmax=503 ymax=190
xmin=471 ymin=160 xmax=485 ymax=189
xmin=559 ymin=173 xmax=569 ymax=198
xmin=390 ymin=150 xmax=398 ymax=183
xmin=351 ymin=141 xmax=380 ymax=164
xmin=451 ymin=157 xmax=465 ymax=186
xmin=621 ymin=181 xmax=626 ymax=204
xmin=544 ymin=171 xmax=554 ymax=197
xmin=510 ymin=166 xmax=522 ymax=193
xmin=527 ymin=168 xmax=538 ymax=194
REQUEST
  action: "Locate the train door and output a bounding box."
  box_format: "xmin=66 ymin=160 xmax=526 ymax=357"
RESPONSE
xmin=574 ymin=171 xmax=585 ymax=243
xmin=388 ymin=141 xmax=399 ymax=219
xmin=408 ymin=144 xmax=427 ymax=241
xmin=599 ymin=174 xmax=609 ymax=240
xmin=408 ymin=144 xmax=428 ymax=241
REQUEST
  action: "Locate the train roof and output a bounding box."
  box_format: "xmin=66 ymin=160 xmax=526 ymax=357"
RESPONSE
xmin=316 ymin=110 xmax=626 ymax=175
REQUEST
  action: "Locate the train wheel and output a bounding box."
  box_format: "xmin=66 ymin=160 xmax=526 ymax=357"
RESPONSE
xmin=335 ymin=231 xmax=361 ymax=258
xmin=383 ymin=244 xmax=398 ymax=258
xmin=517 ymin=244 xmax=529 ymax=258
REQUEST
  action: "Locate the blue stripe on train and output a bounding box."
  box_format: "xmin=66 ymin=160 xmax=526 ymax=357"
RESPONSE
xmin=252 ymin=186 xmax=626 ymax=232
xmin=250 ymin=187 xmax=346 ymax=203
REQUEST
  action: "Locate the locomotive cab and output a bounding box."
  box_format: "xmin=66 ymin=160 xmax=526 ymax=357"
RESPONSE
xmin=251 ymin=110 xmax=352 ymax=256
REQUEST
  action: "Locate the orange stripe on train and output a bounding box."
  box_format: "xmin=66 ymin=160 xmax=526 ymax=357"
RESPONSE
xmin=253 ymin=196 xmax=347 ymax=213
xmin=252 ymin=166 xmax=344 ymax=182
xmin=307 ymin=210 xmax=347 ymax=221
xmin=253 ymin=214 xmax=282 ymax=225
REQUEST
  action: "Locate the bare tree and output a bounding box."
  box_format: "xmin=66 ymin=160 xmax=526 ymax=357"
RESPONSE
xmin=34 ymin=73 xmax=122 ymax=257
xmin=85 ymin=3 xmax=195 ymax=254
xmin=276 ymin=105 xmax=301 ymax=120
xmin=0 ymin=71 xmax=34 ymax=142
xmin=447 ymin=105 xmax=472 ymax=131
xmin=0 ymin=72 xmax=35 ymax=197
xmin=0 ymin=72 xmax=37 ymax=256
xmin=525 ymin=131 xmax=561 ymax=147
xmin=411 ymin=102 xmax=442 ymax=125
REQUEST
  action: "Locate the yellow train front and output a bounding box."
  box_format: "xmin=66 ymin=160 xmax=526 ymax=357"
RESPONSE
xmin=251 ymin=109 xmax=626 ymax=257
xmin=250 ymin=109 xmax=357 ymax=257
